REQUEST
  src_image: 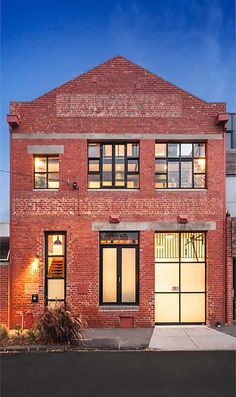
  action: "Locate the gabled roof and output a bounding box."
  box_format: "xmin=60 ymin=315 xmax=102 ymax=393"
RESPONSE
xmin=30 ymin=55 xmax=208 ymax=104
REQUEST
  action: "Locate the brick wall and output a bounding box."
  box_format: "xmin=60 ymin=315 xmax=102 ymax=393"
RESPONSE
xmin=7 ymin=56 xmax=230 ymax=327
xmin=0 ymin=265 xmax=8 ymax=325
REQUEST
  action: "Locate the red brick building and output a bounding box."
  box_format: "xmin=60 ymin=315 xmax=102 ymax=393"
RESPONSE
xmin=3 ymin=56 xmax=233 ymax=328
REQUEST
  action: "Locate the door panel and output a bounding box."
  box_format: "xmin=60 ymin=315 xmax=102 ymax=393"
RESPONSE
xmin=155 ymin=263 xmax=179 ymax=292
xmin=180 ymin=293 xmax=205 ymax=323
xmin=121 ymin=248 xmax=136 ymax=302
xmin=155 ymin=294 xmax=179 ymax=323
xmin=102 ymin=248 xmax=117 ymax=303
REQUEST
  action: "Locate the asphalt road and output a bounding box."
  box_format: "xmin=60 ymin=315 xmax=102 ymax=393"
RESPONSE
xmin=1 ymin=351 xmax=235 ymax=397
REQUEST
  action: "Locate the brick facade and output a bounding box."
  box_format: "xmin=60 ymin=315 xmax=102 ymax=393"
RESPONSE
xmin=4 ymin=56 xmax=232 ymax=328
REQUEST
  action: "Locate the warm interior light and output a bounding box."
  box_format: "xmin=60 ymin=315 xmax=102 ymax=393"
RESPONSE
xmin=166 ymin=234 xmax=174 ymax=239
xmin=34 ymin=157 xmax=44 ymax=170
xmin=32 ymin=256 xmax=39 ymax=273
xmin=198 ymin=159 xmax=205 ymax=166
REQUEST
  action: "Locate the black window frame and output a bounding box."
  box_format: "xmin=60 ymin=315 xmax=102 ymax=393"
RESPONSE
xmin=88 ymin=142 xmax=139 ymax=189
xmin=45 ymin=231 xmax=66 ymax=306
xmin=155 ymin=142 xmax=206 ymax=189
xmin=34 ymin=155 xmax=60 ymax=190
xmin=99 ymin=231 xmax=139 ymax=305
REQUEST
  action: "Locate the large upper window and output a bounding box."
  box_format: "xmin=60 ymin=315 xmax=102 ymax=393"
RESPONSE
xmin=155 ymin=143 xmax=206 ymax=189
xmin=88 ymin=143 xmax=139 ymax=189
xmin=34 ymin=156 xmax=59 ymax=189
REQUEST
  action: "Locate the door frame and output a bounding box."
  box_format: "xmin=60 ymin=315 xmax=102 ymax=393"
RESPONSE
xmin=44 ymin=231 xmax=67 ymax=307
xmin=155 ymin=231 xmax=206 ymax=325
xmin=99 ymin=243 xmax=139 ymax=306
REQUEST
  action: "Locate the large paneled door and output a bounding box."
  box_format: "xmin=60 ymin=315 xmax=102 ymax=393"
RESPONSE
xmin=155 ymin=232 xmax=206 ymax=324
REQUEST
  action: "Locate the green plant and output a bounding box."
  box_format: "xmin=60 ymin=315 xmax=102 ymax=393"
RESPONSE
xmin=0 ymin=324 xmax=9 ymax=344
xmin=37 ymin=304 xmax=86 ymax=345
xmin=26 ymin=328 xmax=39 ymax=343
xmin=14 ymin=324 xmax=24 ymax=336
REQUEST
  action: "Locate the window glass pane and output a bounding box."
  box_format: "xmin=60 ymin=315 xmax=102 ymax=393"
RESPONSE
xmin=115 ymin=159 xmax=125 ymax=181
xmin=155 ymin=159 xmax=167 ymax=173
xmin=155 ymin=143 xmax=166 ymax=157
xmin=35 ymin=174 xmax=47 ymax=189
xmin=128 ymin=159 xmax=139 ymax=172
xmin=194 ymin=159 xmax=206 ymax=173
xmin=168 ymin=143 xmax=179 ymax=157
xmin=155 ymin=174 xmax=167 ymax=189
xmin=181 ymin=233 xmax=205 ymax=262
xmin=48 ymin=157 xmax=59 ymax=172
xmin=35 ymin=157 xmax=47 ymax=172
xmin=194 ymin=143 xmax=205 ymax=157
xmin=102 ymin=158 xmax=112 ymax=186
xmin=88 ymin=143 xmax=100 ymax=158
xmin=181 ymin=162 xmax=192 ymax=188
xmin=48 ymin=234 xmax=65 ymax=256
xmin=48 ymin=257 xmax=65 ymax=278
xmin=0 ymin=237 xmax=9 ymax=260
xmin=127 ymin=143 xmax=139 ymax=157
xmin=181 ymin=263 xmax=205 ymax=292
xmin=168 ymin=162 xmax=179 ymax=187
xmin=194 ymin=174 xmax=205 ymax=188
xmin=181 ymin=144 xmax=192 ymax=157
xmin=47 ymin=279 xmax=65 ymax=300
xmin=101 ymin=232 xmax=138 ymax=245
xmin=115 ymin=144 xmax=125 ymax=157
xmin=89 ymin=159 xmax=99 ymax=172
xmin=121 ymin=248 xmax=136 ymax=302
xmin=48 ymin=173 xmax=59 ymax=189
xmin=88 ymin=174 xmax=100 ymax=188
xmin=155 ymin=293 xmax=179 ymax=323
xmin=127 ymin=174 xmax=139 ymax=188
xmin=103 ymin=145 xmax=112 ymax=157
xmin=155 ymin=263 xmax=179 ymax=292
xmin=155 ymin=233 xmax=179 ymax=262
xmin=102 ymin=248 xmax=117 ymax=303
xmin=180 ymin=293 xmax=205 ymax=322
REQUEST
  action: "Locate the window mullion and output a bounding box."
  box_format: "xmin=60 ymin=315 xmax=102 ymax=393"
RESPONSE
xmin=112 ymin=144 xmax=115 ymax=188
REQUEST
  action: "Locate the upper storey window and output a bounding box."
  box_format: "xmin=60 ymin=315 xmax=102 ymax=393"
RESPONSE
xmin=34 ymin=156 xmax=59 ymax=189
xmin=88 ymin=143 xmax=139 ymax=189
xmin=155 ymin=143 xmax=206 ymax=189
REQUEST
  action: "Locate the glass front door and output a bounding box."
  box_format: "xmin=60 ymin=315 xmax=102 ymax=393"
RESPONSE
xmin=100 ymin=232 xmax=139 ymax=305
xmin=155 ymin=232 xmax=206 ymax=323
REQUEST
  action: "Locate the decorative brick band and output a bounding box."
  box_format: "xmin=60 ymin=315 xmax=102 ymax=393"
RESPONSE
xmin=27 ymin=145 xmax=64 ymax=154
xmin=56 ymin=93 xmax=182 ymax=118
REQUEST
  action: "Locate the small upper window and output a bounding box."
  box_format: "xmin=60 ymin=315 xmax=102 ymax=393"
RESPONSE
xmin=34 ymin=156 xmax=59 ymax=189
xmin=88 ymin=142 xmax=139 ymax=189
xmin=155 ymin=143 xmax=206 ymax=189
xmin=0 ymin=237 xmax=10 ymax=262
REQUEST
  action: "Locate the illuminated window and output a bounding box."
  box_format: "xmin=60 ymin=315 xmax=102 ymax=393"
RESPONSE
xmin=45 ymin=232 xmax=66 ymax=306
xmin=100 ymin=232 xmax=139 ymax=305
xmin=88 ymin=143 xmax=139 ymax=189
xmin=34 ymin=156 xmax=59 ymax=189
xmin=155 ymin=143 xmax=206 ymax=189
xmin=155 ymin=232 xmax=206 ymax=323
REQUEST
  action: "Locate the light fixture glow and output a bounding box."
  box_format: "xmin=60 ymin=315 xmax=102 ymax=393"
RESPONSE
xmin=54 ymin=236 xmax=62 ymax=245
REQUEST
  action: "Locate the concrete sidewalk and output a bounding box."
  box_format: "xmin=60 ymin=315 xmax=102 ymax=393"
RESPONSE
xmin=149 ymin=326 xmax=236 ymax=351
xmin=81 ymin=327 xmax=153 ymax=350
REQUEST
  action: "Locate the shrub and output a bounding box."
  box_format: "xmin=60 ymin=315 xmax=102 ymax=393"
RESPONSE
xmin=0 ymin=324 xmax=9 ymax=344
xmin=26 ymin=328 xmax=39 ymax=344
xmin=37 ymin=304 xmax=86 ymax=345
xmin=14 ymin=324 xmax=24 ymax=336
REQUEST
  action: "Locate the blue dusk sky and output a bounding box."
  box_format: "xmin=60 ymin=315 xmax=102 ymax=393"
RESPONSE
xmin=0 ymin=0 xmax=235 ymax=221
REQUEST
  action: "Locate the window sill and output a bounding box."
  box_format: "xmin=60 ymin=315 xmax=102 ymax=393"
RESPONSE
xmin=87 ymin=189 xmax=139 ymax=192
xmin=99 ymin=305 xmax=139 ymax=311
xmin=33 ymin=189 xmax=59 ymax=192
xmin=155 ymin=189 xmax=207 ymax=192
